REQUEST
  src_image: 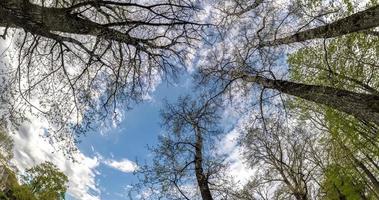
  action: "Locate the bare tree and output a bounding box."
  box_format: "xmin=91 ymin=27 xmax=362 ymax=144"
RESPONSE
xmin=240 ymin=117 xmax=321 ymax=200
xmin=0 ymin=0 xmax=206 ymax=144
xmin=135 ymin=96 xmax=234 ymax=200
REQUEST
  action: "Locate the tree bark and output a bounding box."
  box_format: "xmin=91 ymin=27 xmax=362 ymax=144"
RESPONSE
xmin=239 ymin=74 xmax=379 ymax=126
xmin=193 ymin=126 xmax=214 ymax=200
xmin=0 ymin=0 xmax=141 ymax=46
xmin=260 ymin=5 xmax=379 ymax=46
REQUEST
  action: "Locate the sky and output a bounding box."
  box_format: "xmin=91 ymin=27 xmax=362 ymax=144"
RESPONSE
xmin=2 ymin=51 xmax=252 ymax=200
xmin=0 ymin=2 xmax=259 ymax=198
xmin=4 ymin=56 xmax=252 ymax=200
xmin=0 ymin=2 xmax=284 ymax=198
xmin=75 ymin=73 xmax=195 ymax=200
xmin=0 ymin=0 xmax=317 ymax=198
xmin=2 ymin=1 xmax=375 ymax=199
xmin=8 ymin=68 xmax=198 ymax=200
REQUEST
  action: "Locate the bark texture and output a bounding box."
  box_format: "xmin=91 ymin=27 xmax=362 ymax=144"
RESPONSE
xmin=194 ymin=126 xmax=214 ymax=200
xmin=260 ymin=5 xmax=379 ymax=46
xmin=240 ymin=74 xmax=379 ymax=126
xmin=0 ymin=0 xmax=141 ymax=45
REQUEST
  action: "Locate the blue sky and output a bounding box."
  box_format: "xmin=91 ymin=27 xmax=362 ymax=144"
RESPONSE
xmin=1 ymin=35 xmax=203 ymax=200
xmin=0 ymin=6 xmax=253 ymax=197
xmin=76 ymin=72 xmax=194 ymax=200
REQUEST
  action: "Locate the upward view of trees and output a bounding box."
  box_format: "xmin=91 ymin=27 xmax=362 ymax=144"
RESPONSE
xmin=0 ymin=0 xmax=379 ymax=199
xmin=0 ymin=0 xmax=205 ymax=146
xmin=135 ymin=96 xmax=235 ymax=200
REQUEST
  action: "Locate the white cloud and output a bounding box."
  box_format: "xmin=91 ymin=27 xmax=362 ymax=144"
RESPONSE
xmin=215 ymin=107 xmax=262 ymax=187
xmin=0 ymin=37 xmax=101 ymax=200
xmin=10 ymin=119 xmax=101 ymax=200
xmin=103 ymin=158 xmax=138 ymax=173
xmin=216 ymin=129 xmax=255 ymax=186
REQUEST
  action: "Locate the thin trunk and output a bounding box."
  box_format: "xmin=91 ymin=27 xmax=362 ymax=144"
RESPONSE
xmin=352 ymin=156 xmax=379 ymax=194
xmin=239 ymin=74 xmax=379 ymax=126
xmin=340 ymin=143 xmax=379 ymax=195
xmin=193 ymin=126 xmax=213 ymax=200
xmin=260 ymin=5 xmax=379 ymax=46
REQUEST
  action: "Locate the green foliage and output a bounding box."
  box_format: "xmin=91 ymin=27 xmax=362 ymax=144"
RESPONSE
xmin=0 ymin=166 xmax=36 ymax=200
xmin=22 ymin=162 xmax=68 ymax=200
xmin=288 ymin=33 xmax=379 ymax=93
xmin=0 ymin=191 xmax=9 ymax=200
xmin=288 ymin=32 xmax=379 ymax=144
xmin=11 ymin=185 xmax=37 ymax=200
xmin=342 ymin=0 xmax=354 ymax=13
xmin=288 ymin=33 xmax=379 ymax=198
xmin=3 ymin=167 xmax=19 ymax=189
xmin=323 ymin=165 xmax=365 ymax=200
xmin=0 ymin=162 xmax=68 ymax=200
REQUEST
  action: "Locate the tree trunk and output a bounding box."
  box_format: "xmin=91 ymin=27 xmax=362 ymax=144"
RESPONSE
xmin=193 ymin=126 xmax=214 ymax=200
xmin=0 ymin=0 xmax=140 ymax=45
xmin=352 ymin=156 xmax=379 ymax=195
xmin=260 ymin=5 xmax=379 ymax=46
xmin=240 ymin=74 xmax=379 ymax=126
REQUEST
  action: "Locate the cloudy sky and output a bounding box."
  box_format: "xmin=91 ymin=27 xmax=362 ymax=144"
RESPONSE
xmin=0 ymin=3 xmax=254 ymax=198
xmin=6 ymin=64 xmax=252 ymax=200
xmin=5 ymin=1 xmax=373 ymax=199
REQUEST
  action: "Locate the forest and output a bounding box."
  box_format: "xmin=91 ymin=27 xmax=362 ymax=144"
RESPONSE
xmin=0 ymin=0 xmax=378 ymax=199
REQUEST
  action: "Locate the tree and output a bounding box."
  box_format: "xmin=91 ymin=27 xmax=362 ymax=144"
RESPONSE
xmin=22 ymin=162 xmax=68 ymax=200
xmin=0 ymin=165 xmax=36 ymax=200
xmin=199 ymin=1 xmax=379 ymax=127
xmin=135 ymin=96 xmax=233 ymax=200
xmin=0 ymin=161 xmax=67 ymax=200
xmin=287 ymin=32 xmax=379 ymax=198
xmin=322 ymin=164 xmax=369 ymax=200
xmin=196 ymin=2 xmax=379 ymax=196
xmin=199 ymin=63 xmax=379 ymax=127
xmin=218 ymin=0 xmax=379 ymax=46
xmin=239 ymin=117 xmax=321 ymax=200
xmin=0 ymin=0 xmax=205 ymax=144
xmin=10 ymin=185 xmax=37 ymax=200
xmin=259 ymin=5 xmax=379 ymax=47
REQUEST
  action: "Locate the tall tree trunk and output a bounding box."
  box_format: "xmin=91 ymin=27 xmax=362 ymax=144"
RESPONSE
xmin=239 ymin=74 xmax=379 ymax=126
xmin=260 ymin=5 xmax=379 ymax=47
xmin=193 ymin=126 xmax=213 ymax=200
xmin=0 ymin=0 xmax=140 ymax=45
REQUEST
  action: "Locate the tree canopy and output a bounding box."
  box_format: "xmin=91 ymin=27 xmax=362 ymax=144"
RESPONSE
xmin=0 ymin=0 xmax=379 ymax=199
xmin=1 ymin=161 xmax=68 ymax=200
